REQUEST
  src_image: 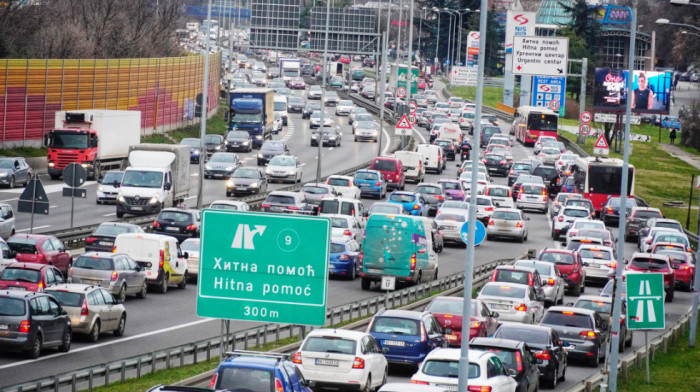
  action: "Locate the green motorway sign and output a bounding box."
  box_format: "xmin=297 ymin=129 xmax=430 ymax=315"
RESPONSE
xmin=397 ymin=66 xmax=419 ymax=95
xmin=626 ymin=273 xmax=665 ymax=330
xmin=196 ymin=211 xmax=330 ymax=326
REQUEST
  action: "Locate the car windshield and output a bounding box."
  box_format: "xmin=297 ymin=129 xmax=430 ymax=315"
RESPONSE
xmin=575 ymin=300 xmax=612 ymax=314
xmin=273 ymin=101 xmax=286 ymax=111
xmin=541 ymin=311 xmax=592 ymax=329
xmin=370 ymin=317 xmax=419 ymax=335
xmin=338 ymin=100 xmax=353 ymax=106
xmin=102 ymin=172 xmax=123 ymax=183
xmin=121 ymin=170 xmax=163 ymax=188
xmin=210 ymin=154 xmax=237 ymax=163
xmin=180 ymin=138 xmax=200 ymax=147
xmin=94 ymin=224 xmax=138 ymax=236
xmin=73 ymin=256 xmax=114 ymax=270
xmin=480 ymin=284 xmax=526 ymax=298
xmin=49 ymin=132 xmax=89 ymax=149
xmin=204 ymin=135 xmax=221 ymax=144
xmin=216 ymin=367 xmax=273 ymax=392
xmin=631 ymin=257 xmax=668 ymax=269
xmin=302 ymin=336 xmax=356 ymax=355
xmin=0 ymin=159 xmax=16 ymax=169
xmin=539 ymin=252 xmax=575 ymax=265
xmin=0 ymin=268 xmax=40 ymax=283
xmin=269 ymin=156 xmax=295 ymax=166
xmin=0 ymin=297 xmax=26 ymax=316
xmin=232 ymin=168 xmax=259 ymax=179
xmin=356 ymin=122 xmax=376 ymax=129
xmin=45 ymin=291 xmax=84 ymax=307
xmin=289 ymin=97 xmax=304 ymax=104
xmin=158 ymin=211 xmax=192 ymax=222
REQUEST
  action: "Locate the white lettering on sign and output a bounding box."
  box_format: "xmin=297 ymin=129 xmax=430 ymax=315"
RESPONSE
xmin=213 ymin=258 xmax=259 ymax=272
xmin=267 ymin=264 xmax=316 ymax=277
xmin=262 ymin=283 xmax=313 ymax=297
xmin=213 ymin=277 xmax=254 ymax=292
xmin=512 ymin=36 xmax=569 ymax=77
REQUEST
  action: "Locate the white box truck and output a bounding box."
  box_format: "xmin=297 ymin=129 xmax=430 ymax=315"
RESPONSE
xmin=45 ymin=110 xmax=141 ymax=180
xmin=116 ymin=144 xmax=190 ymax=218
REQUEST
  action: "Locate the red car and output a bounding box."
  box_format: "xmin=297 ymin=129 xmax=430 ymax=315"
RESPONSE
xmin=417 ymin=78 xmax=426 ymax=89
xmin=7 ymin=234 xmax=72 ymax=277
xmin=425 ymin=296 xmax=499 ymax=347
xmin=339 ymin=55 xmax=351 ymax=64
xmin=537 ymin=248 xmax=586 ymax=295
xmin=624 ymin=252 xmax=675 ymax=302
xmin=288 ymin=77 xmax=306 ymax=89
xmin=369 ymin=157 xmax=405 ymax=190
xmin=653 ymin=247 xmax=695 ymax=291
xmin=0 ymin=262 xmax=65 ymax=292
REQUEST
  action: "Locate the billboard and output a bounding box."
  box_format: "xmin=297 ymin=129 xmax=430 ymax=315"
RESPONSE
xmin=593 ymin=68 xmax=673 ymax=114
xmin=466 ymin=31 xmax=479 ymax=67
xmin=505 ymin=11 xmax=535 ymax=54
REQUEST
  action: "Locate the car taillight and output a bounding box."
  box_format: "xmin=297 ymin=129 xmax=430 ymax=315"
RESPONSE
xmin=485 ymin=207 xmax=494 ymax=212
xmin=542 ymin=189 xmax=547 ymax=196
xmin=607 ymin=207 xmax=614 ymax=213
xmin=396 ymin=174 xmax=400 ymax=180
xmin=111 ymin=271 xmax=118 ymax=281
xmin=112 ymin=246 xmax=117 ymax=253
xmin=488 ymin=218 xmax=494 ymax=226
xmin=471 ymin=321 xmax=481 ymax=328
xmin=186 ymin=224 xmax=197 ymax=231
xmin=607 ymin=262 xmax=617 ymax=269
xmin=580 ymin=330 xmax=597 ymax=339
xmin=420 ymin=322 xmax=427 ymax=342
xmin=435 ymin=195 xmax=444 ymax=201
xmin=547 ymin=278 xmax=555 ymax=285
xmin=517 ymin=193 xmax=523 ymax=200
xmin=516 ymin=221 xmax=523 ymax=228
xmin=287 ymin=206 xmax=299 ymax=210
xmin=514 ymin=303 xmax=527 ymax=311
xmin=411 ymin=380 xmax=430 ymax=385
xmin=81 ymin=298 xmax=89 ymax=316
xmin=359 ymin=251 xmax=364 ymax=268
xmin=38 ymin=280 xmax=44 ymax=290
xmin=159 ymin=250 xmax=164 ymax=269
xmin=339 ymin=254 xmax=351 ymax=260
xmin=515 ymin=350 xmax=523 ymax=372
xmin=352 ymin=357 xmax=365 ymax=369
xmin=275 ymin=378 xmax=284 ymax=392
xmin=535 ymin=350 xmax=551 ymax=360
xmin=500 ymin=160 xmax=507 ymax=165
xmin=410 ymin=254 xmax=416 ymax=270
xmin=292 ymin=352 xmax=302 ymax=364
xmin=558 ymin=216 xmax=564 ymax=222
xmin=153 ymin=221 xmax=160 ymax=229
xmin=19 ymin=320 xmax=30 ymax=333
xmin=261 ymin=203 xmax=271 ymax=208
xmin=467 ymin=386 xmax=492 ymax=392
xmin=509 ymin=169 xmax=514 ymax=174
xmin=413 ymin=204 xmax=420 ymax=210
xmin=86 ymin=237 xmax=97 ymax=243
xmin=343 ymin=229 xmax=352 ymax=236
xmin=374 ymin=181 xmax=381 ymax=186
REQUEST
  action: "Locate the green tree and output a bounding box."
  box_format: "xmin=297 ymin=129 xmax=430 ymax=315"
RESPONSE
xmin=680 ymin=101 xmax=700 ymax=151
xmin=558 ymin=0 xmax=601 ymax=54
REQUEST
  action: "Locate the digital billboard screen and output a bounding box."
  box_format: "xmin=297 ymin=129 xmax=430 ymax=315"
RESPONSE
xmin=593 ymin=68 xmax=672 ymax=114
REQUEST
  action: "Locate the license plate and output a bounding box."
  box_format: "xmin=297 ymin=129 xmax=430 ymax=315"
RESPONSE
xmin=445 ymin=334 xmax=457 ymax=340
xmin=131 ymin=206 xmax=143 ymax=211
xmin=315 ymin=358 xmax=339 ymax=366
xmin=0 ymin=324 xmax=7 ymax=330
xmin=214 ymin=174 xmax=223 ymax=178
xmin=490 ymin=303 xmax=510 ymax=310
xmin=359 ymin=184 xmax=369 ymax=187
xmin=236 ymin=187 xmax=247 ymax=191
xmin=166 ymin=227 xmax=180 ymax=232
xmin=367 ymin=268 xmax=382 ymax=274
xmin=9 ymin=286 xmax=26 ymax=291
xmin=82 ymin=279 xmax=100 ymax=285
xmin=271 ymin=206 xmax=284 ymax=211
xmin=439 ymin=385 xmax=457 ymax=391
xmin=383 ymin=340 xmax=405 ymax=347
xmin=99 ymin=241 xmax=113 ymax=246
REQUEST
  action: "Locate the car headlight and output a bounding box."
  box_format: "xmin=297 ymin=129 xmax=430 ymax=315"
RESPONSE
xmin=0 ymin=173 xmax=7 ymax=177
xmin=225 ymin=166 xmax=235 ymax=171
xmin=149 ymin=196 xmax=159 ymax=204
xmin=215 ymin=145 xmax=222 ymax=150
xmin=265 ymin=168 xmax=272 ymax=174
xmin=255 ymin=135 xmax=262 ymax=139
xmin=226 ymin=179 xmax=234 ymax=187
xmin=118 ymin=195 xmax=125 ymax=202
xmin=258 ymin=153 xmax=263 ymax=158
xmin=250 ymin=182 xmax=259 ymax=188
xmin=205 ymin=165 xmax=213 ymax=170
xmin=193 ymin=150 xmax=200 ymax=155
xmin=242 ymin=140 xmax=249 ymax=145
xmin=98 ymin=185 xmax=104 ymax=192
xmin=48 ymin=162 xmax=55 ymax=167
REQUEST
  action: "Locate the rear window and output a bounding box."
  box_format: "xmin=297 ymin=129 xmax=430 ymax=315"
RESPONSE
xmin=564 ymin=209 xmax=589 ymax=218
xmin=416 ymin=186 xmax=441 ymax=195
xmin=522 ymin=185 xmax=544 ymax=194
xmin=0 ymin=268 xmax=41 ymax=283
xmin=474 ymin=348 xmax=519 ymax=373
xmin=656 ymin=222 xmax=682 ymax=231
xmin=633 ymin=211 xmax=662 ymax=220
xmin=422 ymin=359 xmax=480 ymax=378
xmin=94 ymin=224 xmax=137 ymax=236
xmin=436 ymin=214 xmax=466 ymax=223
xmin=481 ymin=284 xmax=526 ymax=298
xmin=370 ymin=317 xmax=419 ymax=335
xmin=302 ymin=186 xmax=329 ymax=195
xmin=495 ymin=327 xmax=549 ymax=345
xmin=389 ymin=193 xmax=415 ymax=203
xmin=575 ymin=300 xmax=612 ymax=314
xmin=330 ymin=244 xmax=346 ymax=253
xmin=369 ymin=204 xmax=401 ymax=214
xmin=512 ymin=164 xmax=532 ymax=172
xmin=158 ymin=211 xmax=192 ymax=222
xmin=630 ymin=257 xmax=668 ymax=270
xmin=0 ymin=297 xmax=26 ymax=316
xmin=74 ymin=256 xmax=115 ymax=270
xmin=8 ymin=239 xmax=38 ymax=254
xmin=355 ymin=172 xmax=379 ymax=181
xmin=45 ymin=291 xmax=84 ymax=307
xmin=493 ymin=270 xmax=530 ymax=285
xmin=302 ymin=336 xmax=356 ymax=355
xmin=210 ymin=203 xmax=239 ymax=211
xmin=541 ymin=311 xmax=592 ymax=329
xmin=340 ymin=202 xmax=356 ymax=216
xmin=539 ymin=252 xmax=574 ymax=265
xmin=331 ymin=218 xmax=349 ymax=228
xmin=328 ymin=178 xmax=351 ymax=187
xmin=266 ymin=195 xmax=295 ymax=205
xmin=534 ymin=167 xmax=557 ymax=177
xmin=216 ymin=367 xmax=273 ymax=392
xmin=441 ymin=182 xmax=461 ymax=191
xmin=492 ymin=211 xmax=520 ymax=220
xmin=488 ymin=188 xmax=509 ymax=197
xmin=372 ymin=159 xmax=397 ymax=172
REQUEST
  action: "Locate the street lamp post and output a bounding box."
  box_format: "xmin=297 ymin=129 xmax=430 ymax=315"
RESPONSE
xmin=655 ymin=18 xmax=700 ymax=32
xmin=433 ymin=8 xmax=441 ymax=67
xmin=445 ymin=10 xmax=454 ymax=69
xmin=418 ymin=7 xmax=426 ymax=58
xmin=681 ymin=30 xmax=700 ymax=37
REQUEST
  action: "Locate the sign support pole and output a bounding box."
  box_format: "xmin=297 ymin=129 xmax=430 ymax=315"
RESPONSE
xmin=378 ymin=32 xmax=388 ymax=157
xmin=577 ymin=58 xmax=588 ymax=144
xmin=607 ymin=3 xmax=636 ymax=391
xmin=316 ymin=0 xmax=331 ymax=184
xmin=29 ymin=174 xmax=36 ymax=234
xmin=645 ymin=330 xmax=650 ymax=384
xmin=197 ymin=0 xmax=213 ymax=210
xmin=458 ymin=1 xmax=486 ymax=392
xmin=70 ymin=163 xmax=75 ymax=229
xmin=690 ymin=176 xmax=700 ymax=347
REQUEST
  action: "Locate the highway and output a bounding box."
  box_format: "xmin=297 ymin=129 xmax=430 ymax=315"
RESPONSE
xmin=0 ymin=75 xmax=693 ymax=392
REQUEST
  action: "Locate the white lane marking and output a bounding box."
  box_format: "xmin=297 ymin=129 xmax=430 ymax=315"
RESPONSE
xmin=103 ymin=212 xmax=116 ymax=217
xmin=301 ymin=163 xmax=307 ymax=166
xmin=329 ymin=147 xmax=334 ymax=151
xmin=49 ymin=205 xmax=58 ymax=208
xmin=17 ymin=225 xmax=50 ymax=233
xmin=191 ymin=173 xmax=199 ymax=177
xmin=0 ymin=198 xmax=18 ymax=202
xmin=186 ymin=196 xmax=197 ymax=200
xmin=0 ymin=318 xmax=215 ymax=370
xmin=3 ymin=182 xmax=96 ymax=195
xmin=381 ymin=126 xmax=391 ymax=156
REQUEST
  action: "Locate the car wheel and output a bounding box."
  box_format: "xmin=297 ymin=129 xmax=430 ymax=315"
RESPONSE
xmin=26 ymin=334 xmax=42 ymax=359
xmin=117 ymin=284 xmax=127 ymax=303
xmin=8 ymin=176 xmax=14 ymax=189
xmin=362 ymin=375 xmax=372 ymax=392
xmin=349 ymin=264 xmax=356 ymax=280
xmin=178 ymin=271 xmax=188 ymax=289
xmin=88 ymin=320 xmax=100 ymax=343
xmin=588 ymin=348 xmax=599 ymax=367
xmin=571 ymin=284 xmax=581 ymax=296
xmin=688 ymin=277 xmax=695 ymax=292
xmin=518 ymin=235 xmax=524 ymax=243
xmin=23 ymin=176 xmax=28 ymax=187
xmin=548 ymin=367 xmax=558 ymax=388
xmin=361 ymin=277 xmax=371 ymax=290
xmin=116 ymin=210 xmax=124 ymax=218
xmin=158 ymin=274 xmax=169 ymax=294
xmin=137 ymin=281 xmax=147 ymax=299
xmin=114 ymin=314 xmax=126 ymax=337
xmin=551 ymin=229 xmax=559 ymax=241
xmin=58 ymin=327 xmax=71 ymax=352
xmin=666 ymin=288 xmax=674 ymax=302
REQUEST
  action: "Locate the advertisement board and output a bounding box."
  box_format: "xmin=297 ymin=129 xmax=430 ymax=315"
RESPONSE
xmin=466 ymin=31 xmax=480 ymax=67
xmin=505 ymin=11 xmax=536 ymax=54
xmin=593 ymin=68 xmax=673 ymax=114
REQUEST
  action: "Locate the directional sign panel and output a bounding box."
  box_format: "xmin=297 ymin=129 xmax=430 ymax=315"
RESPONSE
xmin=594 ymin=112 xmax=641 ymax=125
xmin=626 ymin=273 xmax=665 ymax=330
xmin=451 ymin=66 xmax=478 ymax=87
xmin=532 ymin=76 xmax=566 ymax=117
xmin=512 ymin=36 xmax=569 ymax=76
xmin=197 ymin=211 xmax=330 ymax=326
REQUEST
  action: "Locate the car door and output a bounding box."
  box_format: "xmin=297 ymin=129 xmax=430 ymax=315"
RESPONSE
xmin=38 ymin=295 xmax=62 ymax=344
xmin=521 ymin=346 xmax=539 ymax=392
xmin=426 ymin=315 xmax=446 ymax=349
xmin=29 ymin=297 xmax=50 ymax=344
xmin=99 ymin=289 xmax=119 ymax=331
xmin=480 ymin=302 xmax=498 ymax=336
xmin=527 ymin=287 xmax=544 ymax=323
xmin=47 ymin=296 xmax=65 ymax=343
xmin=594 ymin=313 xmax=610 ymax=350
xmin=488 ymin=357 xmax=515 ymax=391
xmin=115 ymin=257 xmax=134 ymax=292
xmin=87 ymin=290 xmax=109 ymax=331
xmin=174 ymin=240 xmax=188 ymax=277
xmin=49 ymin=237 xmax=71 ymax=273
xmin=0 ymin=205 xmax=14 ymax=239
xmin=550 ymin=330 xmax=566 ymax=372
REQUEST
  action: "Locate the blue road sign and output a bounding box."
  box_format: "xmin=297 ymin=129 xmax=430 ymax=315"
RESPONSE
xmin=532 ymin=76 xmax=566 ymax=117
xmin=461 ymin=220 xmax=486 ymax=246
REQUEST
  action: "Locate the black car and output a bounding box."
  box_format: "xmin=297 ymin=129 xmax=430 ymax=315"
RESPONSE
xmin=493 ymin=324 xmax=568 ymax=389
xmin=532 ymin=165 xmax=561 ymax=196
xmin=226 ymin=167 xmax=268 ymax=197
xmin=434 ymin=138 xmax=456 ymax=161
xmin=260 ymin=191 xmax=315 ymax=215
xmin=303 ymin=102 xmax=322 ymax=119
xmin=414 ymin=183 xmax=446 ymax=217
xmin=225 ymin=130 xmax=253 ymax=152
xmin=152 ymin=208 xmax=201 ymax=243
xmin=600 ymin=196 xmax=638 ymax=226
xmin=257 ymin=140 xmax=289 ymax=166
xmin=480 ymin=126 xmax=503 ymax=147
xmin=470 ymin=337 xmax=540 ymax=392
xmin=287 ymin=96 xmax=305 ymax=113
xmin=540 ymin=306 xmax=610 ymax=367
xmin=362 ymin=57 xmax=375 ymax=67
xmin=85 ymin=222 xmax=145 ymax=252
xmin=203 ymin=134 xmax=225 ymax=156
xmin=483 ymin=153 xmax=510 ymax=176
xmin=0 ymin=291 xmax=72 ymax=358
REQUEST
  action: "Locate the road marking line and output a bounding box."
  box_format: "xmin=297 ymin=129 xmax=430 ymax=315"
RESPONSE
xmin=103 ymin=213 xmax=116 ymax=217
xmin=186 ymin=196 xmax=197 ymax=200
xmin=17 ymin=225 xmax=50 ymax=233
xmin=0 ymin=198 xmax=18 ymax=202
xmin=0 ymin=318 xmax=215 ymax=370
xmin=50 ymin=205 xmax=58 ymax=208
xmin=3 ymin=182 xmax=96 ymax=195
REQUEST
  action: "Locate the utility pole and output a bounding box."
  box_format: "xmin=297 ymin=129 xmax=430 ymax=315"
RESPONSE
xmin=197 ymin=0 xmax=213 ymax=210
xmin=315 ymin=0 xmax=331 ymax=183
xmin=378 ymin=31 xmax=388 ymax=156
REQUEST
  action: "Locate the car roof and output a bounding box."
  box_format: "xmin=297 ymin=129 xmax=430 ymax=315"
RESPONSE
xmin=546 ymin=306 xmax=597 ymax=317
xmin=514 ymin=260 xmax=553 ymax=270
xmin=376 ymin=309 xmax=426 ymax=320
xmin=578 ymin=244 xmax=614 ymax=252
xmin=494 ymin=265 xmax=537 ymax=274
xmin=46 ymin=283 xmax=105 ymax=293
xmin=306 ymin=328 xmax=368 ymax=340
xmin=470 ymin=337 xmax=525 ymax=350
xmin=4 ymin=262 xmax=53 ymax=271
xmin=79 ymin=251 xmax=124 ymax=259
xmin=267 ymin=191 xmax=298 ymax=197
xmin=0 ymin=290 xmax=48 ymax=299
xmin=575 ymin=295 xmax=612 ymax=304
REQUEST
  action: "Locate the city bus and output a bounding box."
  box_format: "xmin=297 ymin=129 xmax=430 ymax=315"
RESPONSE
xmin=571 ymin=156 xmax=635 ymax=214
xmin=512 ymin=106 xmax=559 ymax=146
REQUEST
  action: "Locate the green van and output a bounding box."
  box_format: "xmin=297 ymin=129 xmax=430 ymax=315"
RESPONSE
xmin=360 ymin=214 xmax=439 ymax=290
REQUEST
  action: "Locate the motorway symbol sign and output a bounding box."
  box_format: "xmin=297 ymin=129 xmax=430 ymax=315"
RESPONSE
xmin=593 ymin=134 xmax=610 ymax=156
xmin=408 ymin=114 xmax=417 ymax=125
xmin=197 ymin=211 xmax=331 ymax=326
xmin=579 ymin=124 xmax=592 ymax=135
xmin=62 ymin=163 xmax=87 ymax=188
xmin=512 ymin=36 xmax=569 ymax=76
xmin=18 ymin=175 xmax=49 ymax=215
xmin=396 ymin=86 xmax=407 ymax=98
xmin=626 ymin=273 xmax=665 ymax=330
xmin=580 ymin=111 xmax=592 ymax=123
xmin=409 ymin=102 xmax=417 ymax=114
xmin=396 ymin=114 xmax=412 ymax=129
xmin=460 ymin=220 xmax=486 ymax=246
xmin=548 ymin=100 xmax=560 ymax=111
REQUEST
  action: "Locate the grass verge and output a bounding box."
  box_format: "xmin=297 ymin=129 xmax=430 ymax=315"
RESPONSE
xmin=0 ymin=146 xmax=47 ymax=157
xmin=141 ymin=106 xmax=229 ymax=144
xmin=447 ymin=86 xmax=520 ymax=109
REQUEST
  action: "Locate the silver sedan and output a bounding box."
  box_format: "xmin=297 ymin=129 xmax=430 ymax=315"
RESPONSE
xmin=514 ymin=259 xmax=566 ymax=306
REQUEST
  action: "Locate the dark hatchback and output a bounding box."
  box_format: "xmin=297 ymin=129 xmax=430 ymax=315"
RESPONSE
xmin=470 ymin=337 xmax=540 ymax=392
xmin=601 ymin=196 xmax=638 ymax=226
xmin=85 ymin=222 xmax=145 ymax=252
xmin=225 ymin=130 xmax=253 ymax=152
xmin=152 ymin=208 xmax=201 ymax=243
xmin=483 ymin=153 xmax=510 ymax=176
xmin=225 ymin=167 xmax=268 ymax=197
xmin=203 ymin=134 xmax=225 ymax=156
xmin=287 ymin=96 xmax=306 ymax=113
xmin=508 ymin=161 xmax=534 ymax=186
xmin=532 ymin=165 xmax=561 ymax=196
xmin=0 ymin=291 xmax=71 ymax=358
xmin=257 ymin=141 xmax=289 ymax=166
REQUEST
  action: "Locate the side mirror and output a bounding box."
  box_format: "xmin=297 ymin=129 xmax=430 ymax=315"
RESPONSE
xmin=43 ymin=134 xmax=50 ymax=147
xmin=97 ymin=178 xmax=102 ymax=184
xmin=306 ymin=380 xmax=317 ymax=388
xmin=491 ymin=312 xmax=499 ymax=318
xmin=113 ymin=181 xmax=120 ymax=188
xmin=183 ymin=252 xmax=189 ymax=260
xmin=507 ymin=369 xmax=518 ymax=378
xmin=164 ymin=183 xmax=172 ymax=191
xmin=566 ymin=302 xmax=574 ymax=306
xmin=134 ymin=266 xmax=141 ymax=272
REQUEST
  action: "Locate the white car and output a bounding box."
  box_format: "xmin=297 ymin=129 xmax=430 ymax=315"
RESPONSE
xmin=483 ymin=185 xmax=514 ymax=208
xmin=459 ymin=172 xmax=490 ymax=196
xmin=477 ymin=282 xmax=545 ymax=324
xmin=96 ymin=170 xmax=124 ymax=204
xmin=534 ymin=136 xmax=558 ymax=155
xmin=180 ymin=238 xmax=200 ymax=279
xmin=326 ymin=175 xmax=361 ymax=199
xmin=555 ymin=153 xmax=578 ymax=175
xmin=410 ymin=348 xmax=517 ymax=392
xmin=551 ymin=206 xmax=594 ymax=241
xmin=538 ymin=147 xmax=560 ymax=166
xmin=475 ymin=195 xmax=496 ymax=223
xmin=434 ymin=210 xmax=469 ymax=243
xmin=446 ymin=97 xmax=464 ymax=108
xmin=565 ymin=218 xmax=607 ymax=245
xmin=209 ymin=200 xmax=250 ymax=211
xmin=273 ymin=112 xmax=283 ymax=134
xmin=437 ymin=201 xmax=470 ymax=215
xmin=294 ymin=329 xmax=388 ymax=392
xmin=579 ymin=244 xmax=617 ymax=285
xmin=639 ymin=227 xmax=682 ymax=253
xmin=434 ymin=102 xmax=450 ymax=114
xmin=328 ymin=214 xmax=364 ymax=243
xmin=335 ymin=100 xmax=355 ymax=116
xmin=514 ymin=260 xmax=566 ymax=306
xmin=310 ymin=111 xmax=333 ymax=128
xmin=265 ymin=155 xmax=303 ymax=183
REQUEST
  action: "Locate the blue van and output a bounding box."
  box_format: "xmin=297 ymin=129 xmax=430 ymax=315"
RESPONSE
xmin=360 ymin=215 xmax=439 ymax=290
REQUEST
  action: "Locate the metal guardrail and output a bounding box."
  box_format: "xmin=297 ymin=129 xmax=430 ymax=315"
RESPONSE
xmin=0 ymin=254 xmax=525 ymax=392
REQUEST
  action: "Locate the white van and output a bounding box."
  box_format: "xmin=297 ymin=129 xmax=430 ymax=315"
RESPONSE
xmin=114 ymin=233 xmax=189 ymax=293
xmin=319 ymin=197 xmax=367 ymax=227
xmin=273 ymin=95 xmax=289 ymax=126
xmin=394 ymin=151 xmax=425 ymax=183
xmin=415 ymin=144 xmax=444 ymax=174
xmin=437 ymin=123 xmax=462 ymax=145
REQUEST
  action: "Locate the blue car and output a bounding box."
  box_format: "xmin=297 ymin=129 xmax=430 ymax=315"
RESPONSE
xmin=560 ymin=176 xmax=575 ymax=193
xmin=180 ymin=138 xmax=204 ymax=163
xmin=367 ymin=309 xmax=448 ymax=367
xmin=387 ymin=191 xmax=427 ymax=216
xmin=354 ymin=169 xmax=387 ymax=199
xmin=209 ymin=351 xmax=313 ymax=392
xmin=661 ymin=116 xmax=681 ymax=129
xmin=329 ymin=239 xmax=361 ymax=279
